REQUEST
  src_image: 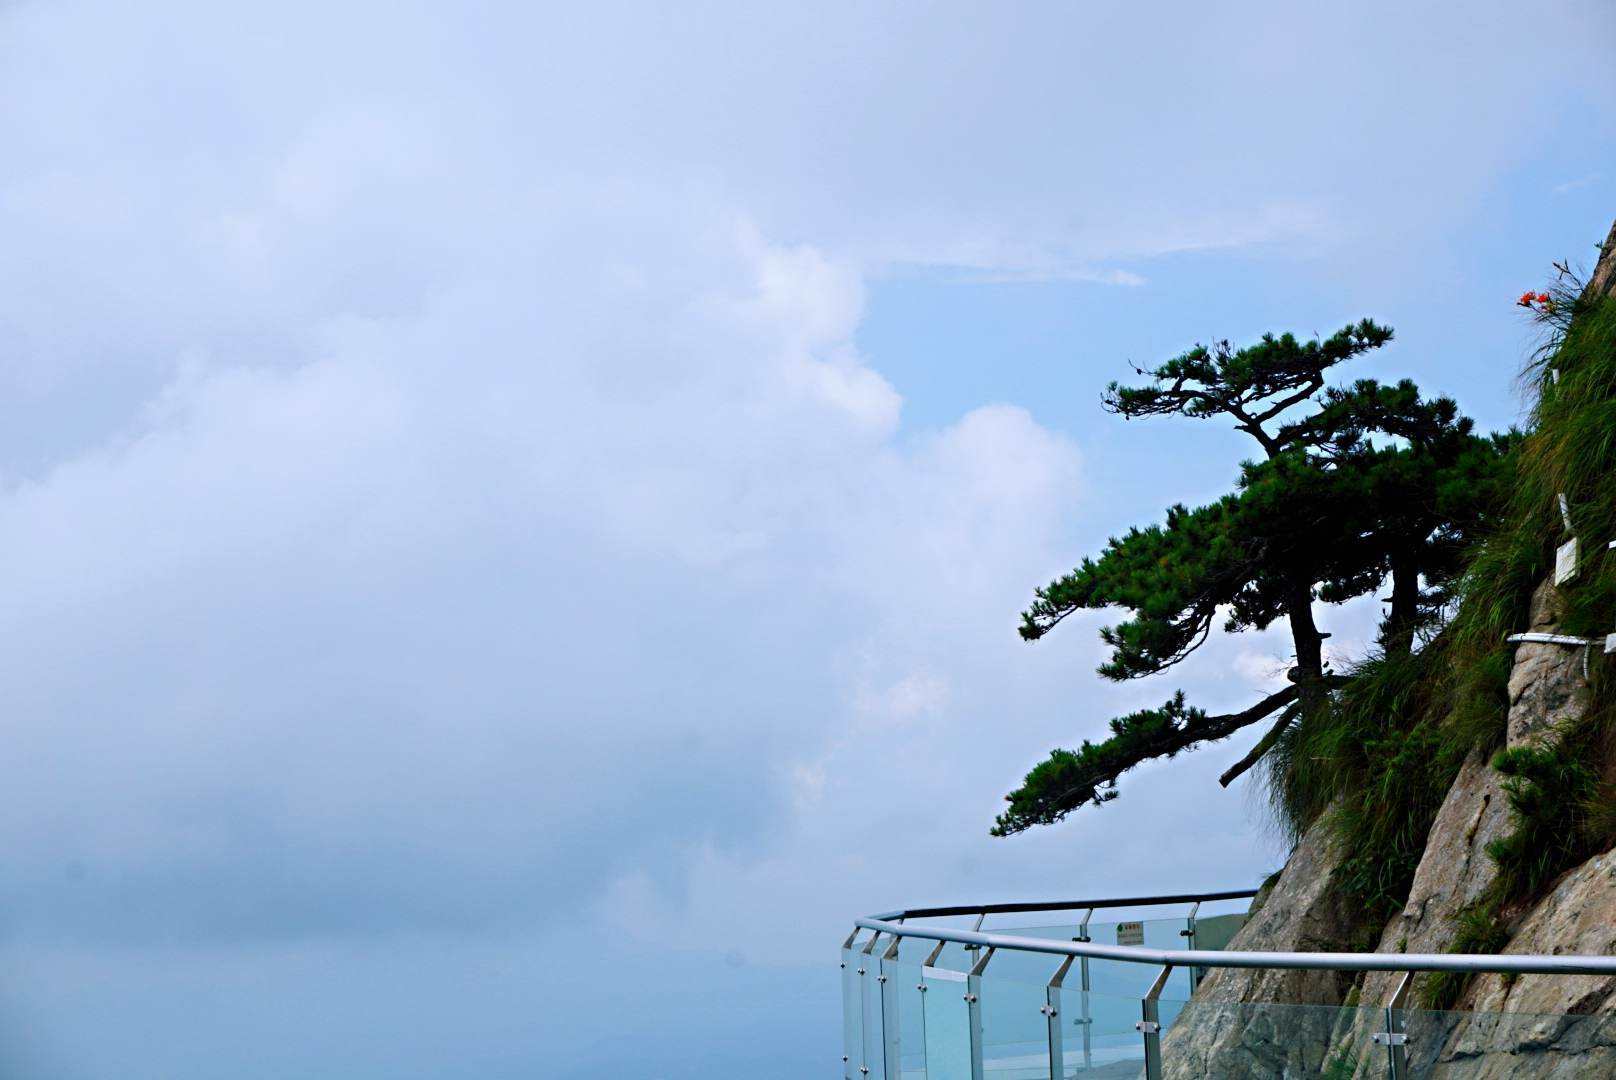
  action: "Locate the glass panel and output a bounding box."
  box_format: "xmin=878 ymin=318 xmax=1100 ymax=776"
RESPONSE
xmin=1079 ymin=989 xmax=1157 ymax=1080
xmin=841 ymin=947 xmax=861 ymax=1080
xmin=984 ymin=932 xmax=1082 ymax=986
xmin=890 ymin=935 xmax=940 ymax=965
xmin=972 ymin=906 xmax=1255 ymax=1007
xmin=860 ymin=944 xmax=884 ymax=1079
xmin=990 ymin=899 xmax=1252 ymax=939
xmin=883 ymin=958 xmax=927 ymax=1080
xmin=1158 ymin=997 xmax=1383 ymax=1078
xmin=1190 ymin=912 xmax=1246 ymax=952
xmin=992 ymin=921 xmax=1084 ymax=944
xmin=1060 ymin=987 xmax=1146 ymax=1076
xmin=922 ymin=964 xmax=972 ymax=1080
xmin=1401 ymin=1000 xmax=1616 ymax=1077
xmin=1184 ymin=913 xmax=1246 ymax=994
xmin=996 ymin=918 xmax=1200 ymax=1004
xmin=980 ymin=970 xmax=1049 ymax=1077
xmin=925 ymin=940 xmax=979 ymax=974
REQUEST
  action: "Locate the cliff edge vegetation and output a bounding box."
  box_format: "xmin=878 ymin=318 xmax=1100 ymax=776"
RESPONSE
xmin=997 ymin=220 xmax=1616 ymax=1060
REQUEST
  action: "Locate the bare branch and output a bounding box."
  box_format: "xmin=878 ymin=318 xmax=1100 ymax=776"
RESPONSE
xmin=1217 ymin=672 xmax=1353 ymax=787
xmin=1218 ymin=708 xmax=1296 ymax=788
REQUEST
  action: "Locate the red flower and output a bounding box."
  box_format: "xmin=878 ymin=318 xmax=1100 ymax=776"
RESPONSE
xmin=1537 ymin=292 xmax=1551 ymax=303
xmin=1518 ymin=291 xmax=1537 ymax=306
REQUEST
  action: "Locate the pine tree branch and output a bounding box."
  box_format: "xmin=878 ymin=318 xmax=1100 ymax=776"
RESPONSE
xmin=1217 ymin=707 xmax=1297 ymax=788
xmin=1248 ymin=375 xmax=1324 ymax=426
xmin=992 ymin=684 xmax=1302 ymax=836
xmin=1191 ymin=683 xmax=1302 ymax=740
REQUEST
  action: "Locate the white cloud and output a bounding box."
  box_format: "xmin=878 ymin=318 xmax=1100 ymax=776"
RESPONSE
xmin=854 ymin=671 xmax=952 ymax=728
xmin=1552 ymin=174 xmax=1601 ymax=196
xmin=0 ymin=127 xmax=1089 ymax=954
xmin=1233 ymin=651 xmax=1292 ymax=693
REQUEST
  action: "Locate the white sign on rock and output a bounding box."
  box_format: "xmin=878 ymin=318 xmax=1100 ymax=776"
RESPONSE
xmin=1555 ymin=537 xmax=1579 ymax=585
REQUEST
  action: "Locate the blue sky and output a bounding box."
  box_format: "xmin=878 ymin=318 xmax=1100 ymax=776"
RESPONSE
xmin=0 ymin=2 xmax=1612 ymax=1077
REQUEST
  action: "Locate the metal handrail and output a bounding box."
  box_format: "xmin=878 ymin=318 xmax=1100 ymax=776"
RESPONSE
xmin=854 ymin=914 xmax=1616 ymax=978
xmin=865 ymin=886 xmax=1258 ymax=923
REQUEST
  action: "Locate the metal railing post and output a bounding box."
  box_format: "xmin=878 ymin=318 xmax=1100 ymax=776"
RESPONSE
xmin=1182 ymin=901 xmax=1202 ymax=995
xmin=966 ymin=945 xmax=995 ymax=1080
xmin=880 ymin=934 xmax=902 ymax=1080
xmin=1138 ymin=964 xmax=1173 ymax=1080
xmin=1377 ymin=972 xmax=1412 ymax=1079
xmin=1077 ymin=908 xmax=1094 ymax=1072
xmin=1045 ymin=954 xmax=1076 ymax=1080
xmin=961 ymin=910 xmax=987 ymax=972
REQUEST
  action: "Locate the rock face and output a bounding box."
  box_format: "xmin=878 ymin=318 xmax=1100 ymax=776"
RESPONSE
xmin=1170 ymin=575 xmax=1605 ymax=1078
xmin=1322 ymin=582 xmax=1592 ymax=1075
xmin=1383 ymin=583 xmax=1584 ymax=985
xmin=1385 ymin=534 xmax=1611 ymax=1076
xmin=1159 ymin=808 xmax=1359 ymax=1078
xmin=1589 ymin=218 xmax=1616 ymax=300
xmin=1505 ymin=582 xmax=1592 ymax=748
xmin=1408 ymin=848 xmax=1616 ymax=1077
xmin=1343 ymin=747 xmax=1514 ymax=1039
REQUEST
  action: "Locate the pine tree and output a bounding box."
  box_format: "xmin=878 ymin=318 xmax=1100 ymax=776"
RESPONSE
xmin=1093 ymin=320 xmax=1394 ymax=710
xmin=991 ymin=327 xmax=1514 ymax=837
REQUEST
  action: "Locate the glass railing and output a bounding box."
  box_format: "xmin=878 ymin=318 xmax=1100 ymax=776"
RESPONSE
xmin=846 ymin=962 xmax=1576 ymax=1079
xmin=842 ymin=895 xmax=1253 ymax=1079
xmin=842 ymin=891 xmax=1616 ymax=1079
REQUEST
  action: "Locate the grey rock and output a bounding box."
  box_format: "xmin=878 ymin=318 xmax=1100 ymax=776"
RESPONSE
xmin=1160 ymin=809 xmax=1357 ymax=1078
xmin=1588 ymin=218 xmax=1616 ymax=302
xmin=1410 ymin=848 xmax=1616 ymax=1077
xmin=1506 ymin=584 xmax=1590 ymax=747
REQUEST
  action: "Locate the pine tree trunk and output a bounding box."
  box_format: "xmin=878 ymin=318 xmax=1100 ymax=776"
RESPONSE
xmin=1383 ymin=551 xmax=1420 ymax=656
xmin=1286 ymin=582 xmax=1327 ymax=712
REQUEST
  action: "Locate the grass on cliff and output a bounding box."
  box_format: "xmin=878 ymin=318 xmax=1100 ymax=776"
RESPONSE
xmin=1436 ymin=290 xmax=1616 ymax=1008
xmin=1260 ymin=289 xmax=1616 ymax=963
xmin=1464 ymin=291 xmax=1616 ymax=900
